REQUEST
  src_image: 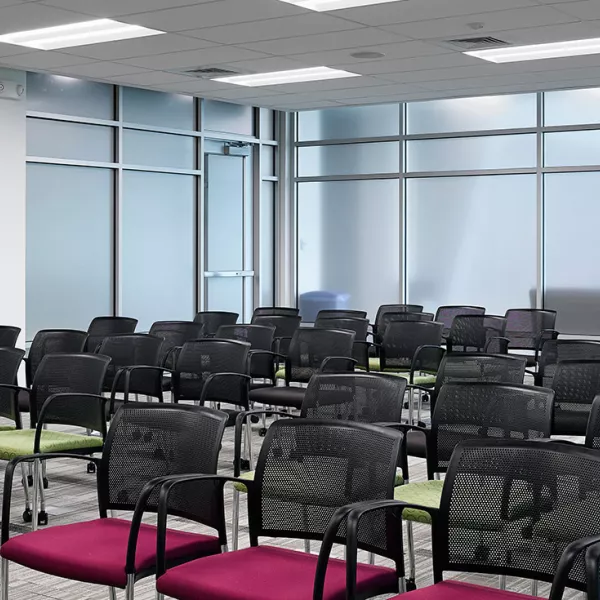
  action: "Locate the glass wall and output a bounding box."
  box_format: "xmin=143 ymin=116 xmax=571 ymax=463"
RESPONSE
xmin=295 ymin=87 xmax=600 ymax=333
xmin=26 ymin=73 xmax=279 ymax=338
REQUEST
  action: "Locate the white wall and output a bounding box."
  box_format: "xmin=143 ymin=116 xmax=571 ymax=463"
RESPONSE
xmin=0 ymin=68 xmax=26 ymax=344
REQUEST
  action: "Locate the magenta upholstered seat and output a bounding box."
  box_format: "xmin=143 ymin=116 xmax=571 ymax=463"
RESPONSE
xmin=157 ymin=545 xmax=397 ymax=600
xmin=390 ymin=582 xmax=537 ymax=600
xmin=1 ymin=518 xmax=220 ymax=588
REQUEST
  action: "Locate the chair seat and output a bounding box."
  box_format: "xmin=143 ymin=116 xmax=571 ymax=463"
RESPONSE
xmin=394 ymin=480 xmax=443 ymax=524
xmin=406 ymin=430 xmax=427 ymax=458
xmin=552 ymin=406 xmax=590 ymax=436
xmin=356 ymin=370 xmax=437 ymax=386
xmin=156 ymin=545 xmax=397 ymax=600
xmin=248 ymin=386 xmax=306 ymax=409
xmin=391 ymin=581 xmax=537 ymax=599
xmin=0 ymin=518 xmax=221 ymax=588
xmin=368 ymin=357 xmax=410 ymax=373
xmin=0 ymin=430 xmax=103 ymax=461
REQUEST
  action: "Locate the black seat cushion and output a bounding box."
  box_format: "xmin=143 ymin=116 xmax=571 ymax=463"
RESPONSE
xmin=249 ymin=386 xmax=306 ymax=409
xmin=406 ymin=430 xmax=427 ymax=459
xmin=552 ymin=407 xmax=590 ymax=436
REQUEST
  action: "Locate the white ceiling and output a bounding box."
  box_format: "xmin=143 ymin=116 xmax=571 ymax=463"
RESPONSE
xmin=1 ymin=0 xmax=600 ymax=110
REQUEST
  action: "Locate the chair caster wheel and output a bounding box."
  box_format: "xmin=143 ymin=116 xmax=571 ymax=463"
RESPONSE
xmin=406 ymin=579 xmax=417 ymax=591
xmin=259 ymin=428 xmax=267 ymax=437
xmin=27 ymin=475 xmax=33 ymax=487
xmin=43 ymin=477 xmax=49 ymax=489
xmin=87 ymin=462 xmax=96 ymax=474
xmin=22 ymin=509 xmax=32 ymax=523
xmin=240 ymin=459 xmax=250 ymax=470
xmin=403 ymin=402 xmax=409 ymax=409
xmin=423 ymin=394 xmax=430 ymax=403
xmin=38 ymin=511 xmax=48 ymax=526
xmin=250 ymin=415 xmax=259 ymax=424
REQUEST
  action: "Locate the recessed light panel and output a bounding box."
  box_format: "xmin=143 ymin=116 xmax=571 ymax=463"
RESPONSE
xmin=214 ymin=66 xmax=360 ymax=87
xmin=466 ymin=37 xmax=600 ymax=63
xmin=278 ymin=0 xmax=402 ymax=11
xmin=0 ymin=19 xmax=164 ymax=51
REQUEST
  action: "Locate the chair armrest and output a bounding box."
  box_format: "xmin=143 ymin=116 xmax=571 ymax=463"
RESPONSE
xmin=199 ymin=373 xmax=251 ymax=407
xmin=249 ymin=350 xmax=286 ymax=361
xmin=274 ymin=337 xmax=292 ymax=355
xmin=0 ymin=384 xmax=27 ymax=429
xmin=584 ymin=539 xmax=600 ymax=600
xmin=410 ymin=345 xmax=444 ymax=383
xmin=484 ymin=336 xmax=510 ymax=354
xmin=161 ymin=346 xmax=182 ymax=369
xmin=319 ymin=357 xmax=357 ymax=373
xmin=407 ymin=384 xmax=434 ymax=393
xmin=535 ymin=329 xmax=559 ymax=361
xmin=549 ymin=535 xmax=600 ymax=600
xmin=525 ymin=369 xmax=538 ymax=378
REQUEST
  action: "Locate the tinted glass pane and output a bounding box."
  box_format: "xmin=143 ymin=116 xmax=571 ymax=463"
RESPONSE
xmin=26 ymin=163 xmax=112 ymax=337
xmin=122 ymin=86 xmax=194 ymax=130
xmin=123 ymin=129 xmax=194 ymax=169
xmin=545 ymin=131 xmax=600 ymax=167
xmin=203 ymin=99 xmax=254 ymax=136
xmin=545 ymin=88 xmax=600 ymax=126
xmin=206 ymin=277 xmax=243 ymax=315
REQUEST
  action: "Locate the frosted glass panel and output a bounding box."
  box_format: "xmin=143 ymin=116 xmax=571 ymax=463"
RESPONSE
xmin=545 ymin=173 xmax=600 ymax=334
xmin=407 ymin=134 xmax=536 ymax=172
xmin=545 ymin=88 xmax=600 ymax=126
xmin=122 ymin=86 xmax=194 ymax=130
xmin=298 ymin=142 xmax=399 ymax=177
xmin=407 ymin=94 xmax=536 ymax=134
xmin=297 ymin=179 xmax=400 ymax=320
xmin=27 ymin=118 xmax=113 ymax=162
xmin=26 ymin=164 xmax=112 ymax=338
xmin=407 ymin=175 xmax=537 ymax=314
xmin=123 ymin=129 xmax=194 ymax=169
xmin=204 ymin=100 xmax=254 ymax=136
xmin=206 ymin=277 xmax=243 ymax=315
xmin=545 ymin=131 xmax=600 ymax=167
xmin=298 ymin=104 xmax=400 ymax=141
xmin=121 ymin=171 xmax=195 ymax=331
xmin=27 ymin=72 xmax=114 ymax=120
xmin=260 ymin=181 xmax=275 ymax=306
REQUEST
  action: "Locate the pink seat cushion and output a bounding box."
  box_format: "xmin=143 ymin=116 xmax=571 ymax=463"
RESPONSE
xmin=157 ymin=545 xmax=397 ymax=600
xmin=393 ymin=581 xmax=538 ymax=599
xmin=0 ymin=518 xmax=220 ymax=588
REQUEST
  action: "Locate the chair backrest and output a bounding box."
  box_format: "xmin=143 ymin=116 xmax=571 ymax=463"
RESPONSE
xmin=216 ymin=324 xmax=275 ymax=350
xmin=551 ymin=359 xmax=600 ymax=436
xmin=448 ymin=315 xmax=507 ymax=351
xmin=430 ymin=382 xmax=554 ymax=476
xmin=98 ymin=403 xmax=228 ymax=533
xmin=148 ymin=321 xmax=205 ymax=367
xmin=249 ymin=419 xmax=404 ymax=564
xmin=193 ymin=312 xmax=239 ymax=336
xmin=287 ymin=328 xmax=355 ymax=383
xmin=0 ymin=326 xmax=20 ymax=348
xmin=504 ymin=308 xmax=557 ymax=350
xmin=315 ymin=309 xmax=368 ymax=320
xmin=314 ymin=317 xmax=369 ymax=342
xmin=381 ymin=321 xmax=444 ymax=371
xmin=375 ymin=305 xmax=424 ymax=334
xmin=26 ymin=329 xmax=88 ymax=385
xmin=85 ymin=317 xmax=138 ymax=352
xmin=30 ymin=353 xmax=111 ymax=426
xmin=585 ymin=395 xmax=600 ymax=450
xmin=0 ymin=348 xmax=26 ymax=425
xmin=173 ymin=339 xmax=249 ymax=405
xmin=250 ymin=314 xmax=301 ymax=339
xmin=434 ymin=306 xmax=486 ymax=337
xmin=301 ymin=372 xmax=406 ymax=423
xmin=434 ymin=439 xmax=600 ymax=592
xmin=252 ymin=307 xmax=299 ymax=319
xmin=538 ymin=340 xmax=600 ymax=387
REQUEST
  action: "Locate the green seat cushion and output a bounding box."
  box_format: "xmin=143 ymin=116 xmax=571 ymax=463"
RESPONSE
xmin=275 ymin=368 xmax=285 ymax=380
xmin=395 ymin=471 xmax=404 ymax=486
xmin=0 ymin=430 xmax=103 ymax=461
xmin=368 ymin=358 xmax=410 ymax=373
xmin=358 ymin=369 xmax=437 ymax=386
xmin=394 ymin=479 xmax=443 ymax=524
xmin=0 ymin=425 xmax=15 ymax=432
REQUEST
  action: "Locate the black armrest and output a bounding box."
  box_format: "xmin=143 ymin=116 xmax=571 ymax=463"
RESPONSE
xmin=407 ymin=384 xmax=434 ymax=393
xmin=199 ymin=373 xmax=251 ymax=408
xmin=484 ymin=336 xmax=510 ymax=354
xmin=410 ymin=345 xmax=444 ymax=384
xmin=584 ymin=539 xmax=600 ymax=600
xmin=319 ymin=357 xmax=357 ymax=373
xmin=535 ymin=329 xmax=559 ymax=361
xmin=0 ymin=384 xmax=27 ymax=429
xmin=550 ymin=535 xmax=600 ymax=600
xmin=248 ymin=350 xmax=286 ymax=381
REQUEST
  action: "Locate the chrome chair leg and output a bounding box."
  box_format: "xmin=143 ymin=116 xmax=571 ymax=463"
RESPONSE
xmin=245 ymin=420 xmax=253 ymax=470
xmin=1 ymin=557 xmax=9 ymax=600
xmin=108 ymin=587 xmax=117 ymax=600
xmin=531 ymin=580 xmax=538 ymax=596
xmin=32 ymin=460 xmax=40 ymax=531
xmin=232 ymin=489 xmax=240 ymax=551
xmin=304 ymin=540 xmax=311 ymax=553
xmin=499 ymin=575 xmax=507 ymax=590
xmin=125 ymin=574 xmax=135 ymax=600
xmin=20 ymin=463 xmax=31 ymax=515
xmin=398 ymin=577 xmax=407 ymax=594
xmin=156 ymin=594 xmax=165 ymax=600
xmin=406 ymin=521 xmax=416 ymax=582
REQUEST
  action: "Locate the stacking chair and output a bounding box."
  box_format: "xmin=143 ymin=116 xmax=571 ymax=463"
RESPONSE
xmin=0 ymin=348 xmax=26 ymax=431
xmin=155 ymin=419 xmax=405 ymax=600
xmin=504 ymin=308 xmax=558 ymax=367
xmin=535 ymin=339 xmax=600 ymax=387
xmin=250 ymin=314 xmax=301 ymax=356
xmin=446 ymin=314 xmax=507 ymax=352
xmin=252 ymin=307 xmax=299 ymax=318
xmin=315 ymin=309 xmax=367 ymax=320
xmin=315 ymin=316 xmax=370 ymax=369
xmin=148 ymin=321 xmax=205 ymax=368
xmin=324 ymin=439 xmax=600 ymax=600
xmin=193 ymin=311 xmax=238 ymax=337
xmin=0 ymin=403 xmax=229 ymax=600
xmin=372 ymin=305 xmax=425 ymax=347
xmin=0 ymin=327 xmax=20 ymax=349
xmin=434 ymin=305 xmax=485 ymax=338
xmin=84 ymin=316 xmax=137 ymax=353
xmin=585 ymin=395 xmax=600 ymax=449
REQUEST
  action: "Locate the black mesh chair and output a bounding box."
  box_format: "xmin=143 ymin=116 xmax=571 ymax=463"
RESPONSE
xmin=315 ymin=316 xmax=370 ymax=369
xmin=155 ymin=419 xmax=405 ymax=600
xmin=316 ymin=309 xmax=368 ymax=320
xmin=0 ymin=327 xmax=20 ymax=349
xmin=247 ymin=328 xmax=356 ymax=413
xmin=193 ymin=312 xmax=238 ymax=337
xmin=434 ymin=305 xmax=485 ymax=338
xmin=250 ymin=314 xmax=301 ymax=356
xmin=372 ymin=305 xmax=425 ymax=347
xmin=148 ymin=321 xmax=205 ymax=368
xmin=252 ymin=307 xmax=299 ymax=318
xmin=0 ymin=348 xmax=26 ymax=431
xmin=85 ymin=317 xmax=137 ymax=353
xmin=504 ymin=308 xmax=558 ymax=367
xmin=447 ymin=314 xmax=508 ymax=352
xmin=326 ymin=439 xmax=600 ymax=600
xmin=0 ymin=403 xmax=229 ymax=599
xmin=535 ymin=339 xmax=600 ymax=387
xmin=585 ymin=395 xmax=600 ymax=450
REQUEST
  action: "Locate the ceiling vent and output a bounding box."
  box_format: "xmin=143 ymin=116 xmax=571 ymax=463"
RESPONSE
xmin=445 ymin=36 xmax=511 ymax=50
xmin=181 ymin=67 xmax=241 ymax=78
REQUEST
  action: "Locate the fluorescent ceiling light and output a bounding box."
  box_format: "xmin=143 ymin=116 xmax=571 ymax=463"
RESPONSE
xmin=466 ymin=37 xmax=600 ymax=63
xmin=214 ymin=66 xmax=360 ymax=87
xmin=278 ymin=0 xmax=401 ymax=11
xmin=0 ymin=19 xmax=164 ymax=51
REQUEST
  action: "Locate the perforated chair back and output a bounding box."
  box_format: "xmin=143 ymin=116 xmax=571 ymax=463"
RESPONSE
xmin=99 ymin=403 xmax=228 ymax=532
xmin=314 ymin=317 xmax=369 ymax=341
xmin=434 ymin=439 xmax=600 ymax=591
xmin=448 ymin=315 xmax=507 ymax=352
xmin=252 ymin=307 xmax=299 ymax=319
xmin=434 ymin=306 xmax=486 ymax=338
xmin=0 ymin=348 xmax=26 ymax=425
xmin=250 ymin=315 xmax=301 ymax=355
xmin=26 ymin=329 xmax=88 ymax=387
xmin=98 ymin=334 xmax=163 ymax=397
xmin=504 ymin=308 xmax=557 ymax=351
xmin=85 ymin=317 xmax=137 ymax=353
xmin=585 ymin=395 xmax=600 ymax=450
xmin=286 ymin=329 xmax=355 ymax=383
xmin=249 ymin=419 xmax=404 ymax=563
xmin=173 ymin=339 xmax=249 ymax=407
xmin=380 ymin=321 xmax=444 ymax=371
xmin=0 ymin=327 xmax=20 ymax=349
xmin=375 ymin=305 xmax=424 ymax=338
xmin=301 ymin=372 xmax=406 ymax=423
xmin=315 ymin=309 xmax=368 ymax=320
xmin=149 ymin=321 xmax=205 ymax=367
xmin=430 ymin=382 xmax=553 ymax=477
xmin=538 ymin=340 xmax=600 ymax=387
xmin=193 ymin=312 xmax=239 ymax=336
xmin=29 ymin=353 xmax=111 ymax=426
xmin=550 ymin=359 xmax=600 ymax=436
xmin=216 ymin=325 xmax=275 ymax=380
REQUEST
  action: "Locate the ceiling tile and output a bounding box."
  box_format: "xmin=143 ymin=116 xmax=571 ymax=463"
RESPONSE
xmin=0 ymin=50 xmax=96 ymax=68
xmin=550 ymin=1 xmax=600 ymax=19
xmin=53 ymin=61 xmax=150 ymax=78
xmin=0 ymin=3 xmax=94 ymax=35
xmin=0 ymin=41 xmax=32 ymax=58
xmin=39 ymin=0 xmax=214 ymax=18
xmin=277 ymin=100 xmax=342 ymax=110
xmin=105 ymin=70 xmax=195 ymax=85
xmin=378 ymin=63 xmax=513 ymax=83
xmin=259 ymin=74 xmax=391 ymax=93
xmin=218 ymin=56 xmax=311 ymax=73
xmin=150 ymin=78 xmax=233 ymax=93
xmin=498 ymin=20 xmax=600 ymax=44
